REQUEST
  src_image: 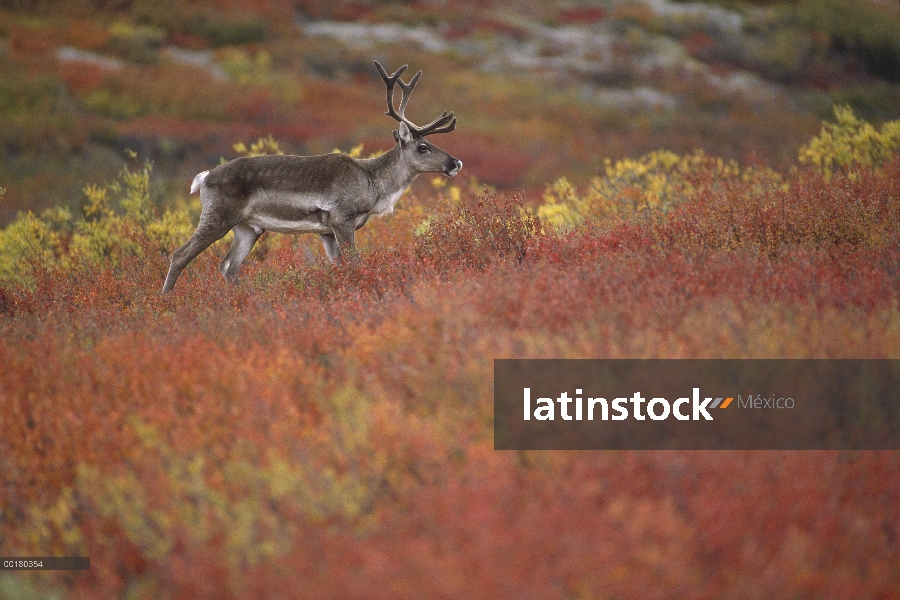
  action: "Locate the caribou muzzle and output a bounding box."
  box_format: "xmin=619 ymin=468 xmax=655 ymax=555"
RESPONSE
xmin=446 ymin=158 xmax=463 ymax=177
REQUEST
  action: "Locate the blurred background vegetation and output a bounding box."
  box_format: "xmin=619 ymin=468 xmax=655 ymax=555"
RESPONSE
xmin=2 ymin=4 xmax=900 ymax=596
xmin=1 ymin=0 xmax=899 ymax=224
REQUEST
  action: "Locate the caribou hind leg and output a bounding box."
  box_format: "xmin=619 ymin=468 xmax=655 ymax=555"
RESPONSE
xmin=162 ymin=218 xmax=234 ymax=293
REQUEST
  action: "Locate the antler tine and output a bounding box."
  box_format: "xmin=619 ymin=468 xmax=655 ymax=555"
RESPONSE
xmin=424 ymin=115 xmax=456 ymax=136
xmin=374 ymin=60 xmax=457 ymax=138
xmin=374 ymin=60 xmax=410 ymax=124
xmin=396 ymin=70 xmax=421 ymax=119
xmin=416 ymin=111 xmax=456 ymax=137
xmin=426 ymin=117 xmax=456 ymax=136
xmin=374 ymin=59 xmax=407 ymax=83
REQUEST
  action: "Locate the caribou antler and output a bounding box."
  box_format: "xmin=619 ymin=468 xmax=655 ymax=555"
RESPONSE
xmin=374 ymin=60 xmax=456 ymax=137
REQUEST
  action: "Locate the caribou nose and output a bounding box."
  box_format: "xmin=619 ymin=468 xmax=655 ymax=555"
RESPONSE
xmin=447 ymin=158 xmax=462 ymax=176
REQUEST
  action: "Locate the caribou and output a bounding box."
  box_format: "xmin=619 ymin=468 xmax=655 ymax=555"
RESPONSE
xmin=161 ymin=60 xmax=461 ymax=293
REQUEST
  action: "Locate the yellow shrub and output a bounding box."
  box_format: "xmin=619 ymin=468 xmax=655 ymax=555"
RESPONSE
xmin=538 ymin=150 xmax=744 ymax=231
xmin=69 ymin=217 xmax=136 ymax=266
xmin=332 ymin=144 xmax=384 ymax=159
xmin=71 ymin=401 xmax=386 ymax=570
xmin=537 ymin=177 xmax=587 ymax=231
xmin=218 ymin=48 xmax=274 ymax=86
xmin=115 ymin=159 xmax=154 ymax=227
xmin=67 ymin=160 xmax=155 ymax=267
xmin=799 ymin=105 xmax=900 ymax=179
xmin=0 ymin=211 xmax=61 ymax=285
xmin=0 ymin=156 xmax=200 ymax=286
xmin=145 ymin=202 xmax=197 ymax=255
xmin=595 ymin=150 xmax=741 ymax=215
xmin=234 ymin=134 xmax=283 ymax=157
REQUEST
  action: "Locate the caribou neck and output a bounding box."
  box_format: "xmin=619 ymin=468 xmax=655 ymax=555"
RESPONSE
xmin=361 ymin=145 xmax=419 ymax=208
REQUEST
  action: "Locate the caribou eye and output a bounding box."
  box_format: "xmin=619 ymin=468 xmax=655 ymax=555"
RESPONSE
xmin=417 ymin=143 xmax=429 ymax=153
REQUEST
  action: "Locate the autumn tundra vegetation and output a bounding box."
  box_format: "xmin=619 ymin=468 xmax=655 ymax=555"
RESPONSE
xmin=2 ymin=103 xmax=900 ymax=599
xmin=3 ymin=0 xmax=900 ymax=597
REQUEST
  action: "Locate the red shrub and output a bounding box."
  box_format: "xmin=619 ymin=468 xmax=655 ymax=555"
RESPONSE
xmin=1 ymin=153 xmax=899 ymax=598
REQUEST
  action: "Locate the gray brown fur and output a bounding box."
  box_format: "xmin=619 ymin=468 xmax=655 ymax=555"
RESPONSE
xmin=161 ymin=61 xmax=461 ymax=293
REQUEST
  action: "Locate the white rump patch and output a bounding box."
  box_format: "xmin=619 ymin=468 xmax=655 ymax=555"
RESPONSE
xmin=190 ymin=170 xmax=210 ymax=194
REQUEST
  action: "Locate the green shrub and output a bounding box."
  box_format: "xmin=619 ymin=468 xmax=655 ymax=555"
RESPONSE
xmin=196 ymin=17 xmax=268 ymax=46
xmin=783 ymin=0 xmax=900 ymax=82
xmin=829 ymin=82 xmax=900 ymax=122
xmin=219 ymin=49 xmax=275 ymax=86
xmin=106 ymin=21 xmax=166 ymax=64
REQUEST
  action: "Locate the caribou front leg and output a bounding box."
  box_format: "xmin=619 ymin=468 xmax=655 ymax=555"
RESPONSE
xmin=330 ymin=219 xmax=358 ymax=264
xmin=220 ymin=223 xmax=263 ymax=282
xmin=319 ymin=233 xmax=340 ymax=262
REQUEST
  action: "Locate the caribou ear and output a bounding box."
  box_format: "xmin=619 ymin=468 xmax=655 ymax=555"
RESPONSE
xmin=392 ymin=130 xmax=400 ymax=144
xmin=397 ymin=121 xmax=414 ymax=145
